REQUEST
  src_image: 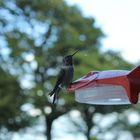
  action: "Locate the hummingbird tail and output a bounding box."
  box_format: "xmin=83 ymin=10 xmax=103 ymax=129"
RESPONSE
xmin=48 ymin=90 xmax=55 ymax=97
xmin=52 ymin=87 xmax=61 ymax=104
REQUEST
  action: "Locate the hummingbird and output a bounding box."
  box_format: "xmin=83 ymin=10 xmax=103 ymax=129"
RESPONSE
xmin=49 ymin=50 xmax=79 ymax=104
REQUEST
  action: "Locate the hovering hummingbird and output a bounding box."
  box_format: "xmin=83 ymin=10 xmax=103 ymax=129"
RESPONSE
xmin=49 ymin=50 xmax=79 ymax=104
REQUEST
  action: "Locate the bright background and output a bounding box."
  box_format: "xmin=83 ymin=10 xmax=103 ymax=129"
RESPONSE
xmin=66 ymin=0 xmax=140 ymax=63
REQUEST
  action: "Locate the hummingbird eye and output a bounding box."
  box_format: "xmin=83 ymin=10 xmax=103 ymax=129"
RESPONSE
xmin=63 ymin=55 xmax=73 ymax=65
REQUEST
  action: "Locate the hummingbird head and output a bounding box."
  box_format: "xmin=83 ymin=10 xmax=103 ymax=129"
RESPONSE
xmin=63 ymin=50 xmax=79 ymax=66
xmin=63 ymin=55 xmax=73 ymax=66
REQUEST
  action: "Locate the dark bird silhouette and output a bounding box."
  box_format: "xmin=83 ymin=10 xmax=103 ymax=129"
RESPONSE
xmin=49 ymin=50 xmax=79 ymax=104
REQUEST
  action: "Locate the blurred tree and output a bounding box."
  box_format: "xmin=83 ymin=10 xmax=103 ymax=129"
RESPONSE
xmin=0 ymin=68 xmax=31 ymax=140
xmin=0 ymin=0 xmax=136 ymax=140
xmin=0 ymin=0 xmax=103 ymax=139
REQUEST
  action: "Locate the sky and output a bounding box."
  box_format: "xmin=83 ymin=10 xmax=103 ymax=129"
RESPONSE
xmin=66 ymin=0 xmax=140 ymax=64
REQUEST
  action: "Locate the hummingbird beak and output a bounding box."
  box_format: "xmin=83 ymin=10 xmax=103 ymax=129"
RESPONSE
xmin=71 ymin=50 xmax=79 ymax=56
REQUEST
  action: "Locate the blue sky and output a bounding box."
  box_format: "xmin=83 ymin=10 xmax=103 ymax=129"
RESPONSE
xmin=66 ymin=0 xmax=140 ymax=63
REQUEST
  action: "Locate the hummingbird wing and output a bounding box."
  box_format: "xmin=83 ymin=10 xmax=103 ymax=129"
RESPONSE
xmin=49 ymin=68 xmax=65 ymax=96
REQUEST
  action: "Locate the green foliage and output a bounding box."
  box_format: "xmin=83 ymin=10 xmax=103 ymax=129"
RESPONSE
xmin=91 ymin=137 xmax=97 ymax=140
xmin=0 ymin=68 xmax=31 ymax=133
